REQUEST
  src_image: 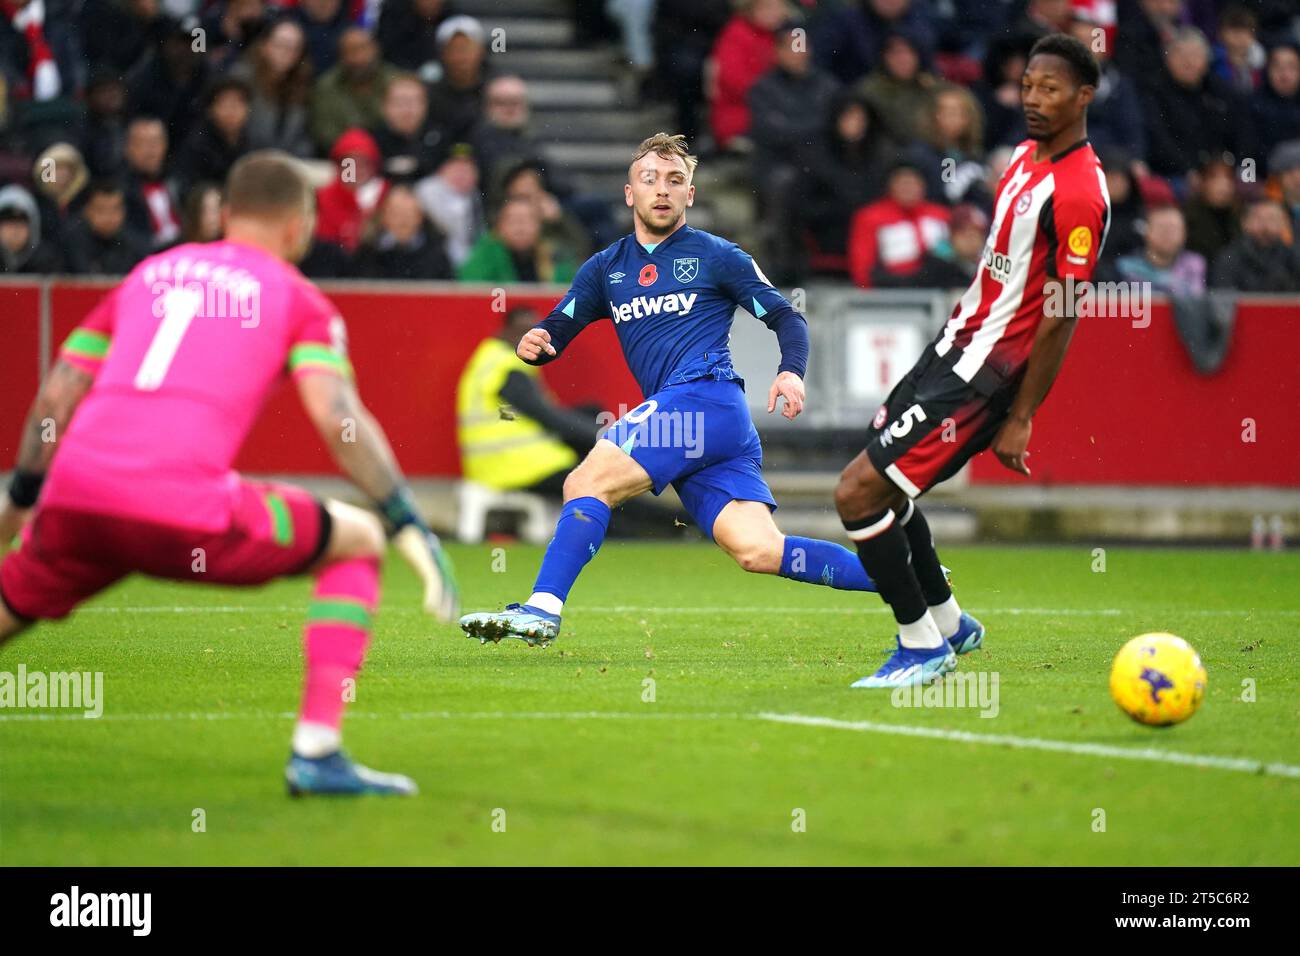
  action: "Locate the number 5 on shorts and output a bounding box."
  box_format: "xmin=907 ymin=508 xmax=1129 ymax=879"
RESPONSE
xmin=889 ymin=403 xmax=927 ymax=439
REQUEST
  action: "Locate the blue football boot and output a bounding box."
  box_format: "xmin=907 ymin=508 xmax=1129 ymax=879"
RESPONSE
xmin=459 ymin=602 xmax=561 ymax=647
xmin=851 ymin=637 xmax=957 ymax=689
xmin=944 ymin=612 xmax=986 ymax=655
xmin=285 ymin=751 xmax=418 ymax=797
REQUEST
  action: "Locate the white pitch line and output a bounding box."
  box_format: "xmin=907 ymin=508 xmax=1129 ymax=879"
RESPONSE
xmin=3 ymin=707 xmax=1296 ymax=782
xmin=757 ymin=712 xmax=1300 ymax=780
xmin=73 ymin=605 xmax=1299 ymax=618
xmin=0 ymin=710 xmax=741 ymax=724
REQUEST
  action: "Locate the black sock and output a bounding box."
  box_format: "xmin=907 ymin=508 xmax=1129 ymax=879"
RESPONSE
xmin=843 ymin=508 xmax=927 ymax=625
xmin=899 ymin=501 xmax=952 ymax=607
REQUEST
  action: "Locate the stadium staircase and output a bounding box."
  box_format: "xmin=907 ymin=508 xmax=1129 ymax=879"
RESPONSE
xmin=461 ymin=0 xmax=754 ymax=240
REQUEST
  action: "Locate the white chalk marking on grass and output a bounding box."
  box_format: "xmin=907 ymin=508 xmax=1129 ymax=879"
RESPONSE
xmin=5 ymin=707 xmax=1296 ymax=782
xmin=0 ymin=709 xmax=742 ymax=724
xmin=757 ymin=712 xmax=1300 ymax=780
xmin=75 ymin=605 xmax=1300 ymax=618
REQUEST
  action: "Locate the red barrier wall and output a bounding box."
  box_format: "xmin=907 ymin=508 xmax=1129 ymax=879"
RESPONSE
xmin=967 ymin=301 xmax=1300 ymax=486
xmin=3 ymin=281 xmax=1297 ymax=485
xmin=0 ymin=285 xmax=42 ymax=454
xmin=24 ymin=281 xmax=642 ymax=475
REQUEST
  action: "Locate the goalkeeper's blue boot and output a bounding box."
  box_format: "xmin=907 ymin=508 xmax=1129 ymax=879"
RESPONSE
xmin=944 ymin=612 xmax=985 ymax=655
xmin=285 ymin=751 xmax=418 ymax=797
xmin=459 ymin=602 xmax=561 ymax=647
xmin=851 ymin=637 xmax=956 ymax=689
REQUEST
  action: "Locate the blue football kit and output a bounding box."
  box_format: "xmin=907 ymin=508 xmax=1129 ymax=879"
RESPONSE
xmin=529 ymin=225 xmax=809 ymax=537
xmin=456 ymin=222 xmax=881 ymax=655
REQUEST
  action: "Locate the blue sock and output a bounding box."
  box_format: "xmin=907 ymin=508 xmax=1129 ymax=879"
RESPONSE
xmin=531 ymin=497 xmax=612 ymax=606
xmin=780 ymin=535 xmax=877 ymax=592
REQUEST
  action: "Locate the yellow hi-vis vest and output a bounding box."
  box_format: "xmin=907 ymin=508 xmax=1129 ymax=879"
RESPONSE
xmin=456 ymin=337 xmax=578 ymax=489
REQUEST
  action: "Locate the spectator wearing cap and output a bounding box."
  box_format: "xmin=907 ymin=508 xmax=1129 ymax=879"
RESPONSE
xmin=310 ymin=26 xmax=399 ymax=154
xmin=377 ymin=0 xmax=456 ymax=75
xmin=1115 ymin=204 xmax=1206 ymax=297
xmin=856 ymin=30 xmax=939 ymax=147
xmin=0 ymin=183 xmax=63 ymax=273
xmin=748 ymin=19 xmax=841 ymax=282
xmin=470 ymin=74 xmax=544 ymax=189
xmin=1268 ymin=140 xmax=1300 ymax=247
xmin=355 ymin=183 xmax=453 ymax=280
xmin=1142 ymin=26 xmax=1257 ymax=180
xmin=316 ymin=127 xmax=389 ymax=253
xmin=812 ymin=0 xmax=938 ymax=86
xmin=426 ymin=15 xmax=490 ymax=147
xmin=457 ymin=195 xmax=576 ymax=284
xmin=172 ymin=75 xmax=253 ymax=198
xmin=1181 ymin=154 xmax=1241 ymax=265
xmin=371 ymin=73 xmax=444 ymax=184
xmin=1066 ymin=10 xmax=1147 ymax=163
xmin=707 ymin=0 xmax=786 ymax=152
xmin=1252 ymin=42 xmax=1300 ymax=165
xmin=293 ymin=0 xmax=354 ymax=76
xmin=414 ymin=145 xmax=483 ymax=268
xmin=65 ymin=178 xmax=148 ymax=275
xmin=121 ymin=115 xmax=181 ymax=250
xmin=1210 ymin=196 xmax=1300 ymax=292
xmin=229 ymin=15 xmax=316 ymax=158
xmin=126 ymin=16 xmax=212 ymax=150
xmin=848 ymin=154 xmax=951 ymax=288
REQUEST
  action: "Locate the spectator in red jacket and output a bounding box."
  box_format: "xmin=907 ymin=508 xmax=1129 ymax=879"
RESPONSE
xmin=848 ymin=155 xmax=951 ymax=288
xmin=707 ymin=0 xmax=787 ymax=151
xmin=315 ymin=127 xmax=389 ymax=253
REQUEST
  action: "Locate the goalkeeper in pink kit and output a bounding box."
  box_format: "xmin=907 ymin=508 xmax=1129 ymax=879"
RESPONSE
xmin=0 ymin=152 xmax=457 ymax=796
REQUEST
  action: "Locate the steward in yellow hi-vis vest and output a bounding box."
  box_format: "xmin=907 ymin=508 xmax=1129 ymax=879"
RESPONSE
xmin=456 ymin=310 xmax=583 ymax=490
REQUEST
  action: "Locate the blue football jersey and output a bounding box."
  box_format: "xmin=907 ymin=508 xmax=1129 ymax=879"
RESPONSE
xmin=535 ymin=225 xmax=804 ymax=396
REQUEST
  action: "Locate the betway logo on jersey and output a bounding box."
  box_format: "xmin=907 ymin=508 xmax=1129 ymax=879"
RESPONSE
xmin=609 ymin=292 xmax=698 ymax=324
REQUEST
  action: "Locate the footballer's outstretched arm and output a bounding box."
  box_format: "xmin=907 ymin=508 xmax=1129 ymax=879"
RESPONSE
xmin=12 ymin=359 xmax=95 ymax=475
xmin=992 ymin=308 xmax=1079 ymax=476
xmin=1 ymin=359 xmax=96 ymax=547
xmin=520 ymin=256 xmax=605 ymax=366
xmin=296 ymin=371 xmax=459 ymax=620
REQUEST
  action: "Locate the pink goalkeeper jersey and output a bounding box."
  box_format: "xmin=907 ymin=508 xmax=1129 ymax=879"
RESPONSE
xmin=42 ymin=240 xmax=352 ymax=532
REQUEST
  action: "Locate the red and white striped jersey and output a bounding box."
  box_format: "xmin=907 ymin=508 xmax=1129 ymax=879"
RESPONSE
xmin=932 ymin=138 xmax=1111 ymax=394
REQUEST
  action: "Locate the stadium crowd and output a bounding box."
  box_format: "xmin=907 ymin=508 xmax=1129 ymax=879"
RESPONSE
xmin=1 ymin=0 xmax=1299 ymax=294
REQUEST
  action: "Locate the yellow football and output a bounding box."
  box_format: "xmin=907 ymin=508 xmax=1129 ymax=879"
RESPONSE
xmin=1109 ymin=633 xmax=1207 ymax=726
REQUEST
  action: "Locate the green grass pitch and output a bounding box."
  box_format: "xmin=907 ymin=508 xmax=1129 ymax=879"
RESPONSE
xmin=1 ymin=543 xmax=1297 ymax=866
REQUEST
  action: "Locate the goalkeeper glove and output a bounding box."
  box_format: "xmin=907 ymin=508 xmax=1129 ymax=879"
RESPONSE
xmin=378 ymin=486 xmax=460 ymax=622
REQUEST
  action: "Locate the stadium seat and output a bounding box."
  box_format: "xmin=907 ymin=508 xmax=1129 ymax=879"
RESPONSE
xmin=455 ymin=481 xmax=556 ymax=545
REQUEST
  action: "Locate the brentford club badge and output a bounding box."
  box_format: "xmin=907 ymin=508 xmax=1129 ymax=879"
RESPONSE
xmin=1015 ymin=191 xmax=1033 ymax=215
